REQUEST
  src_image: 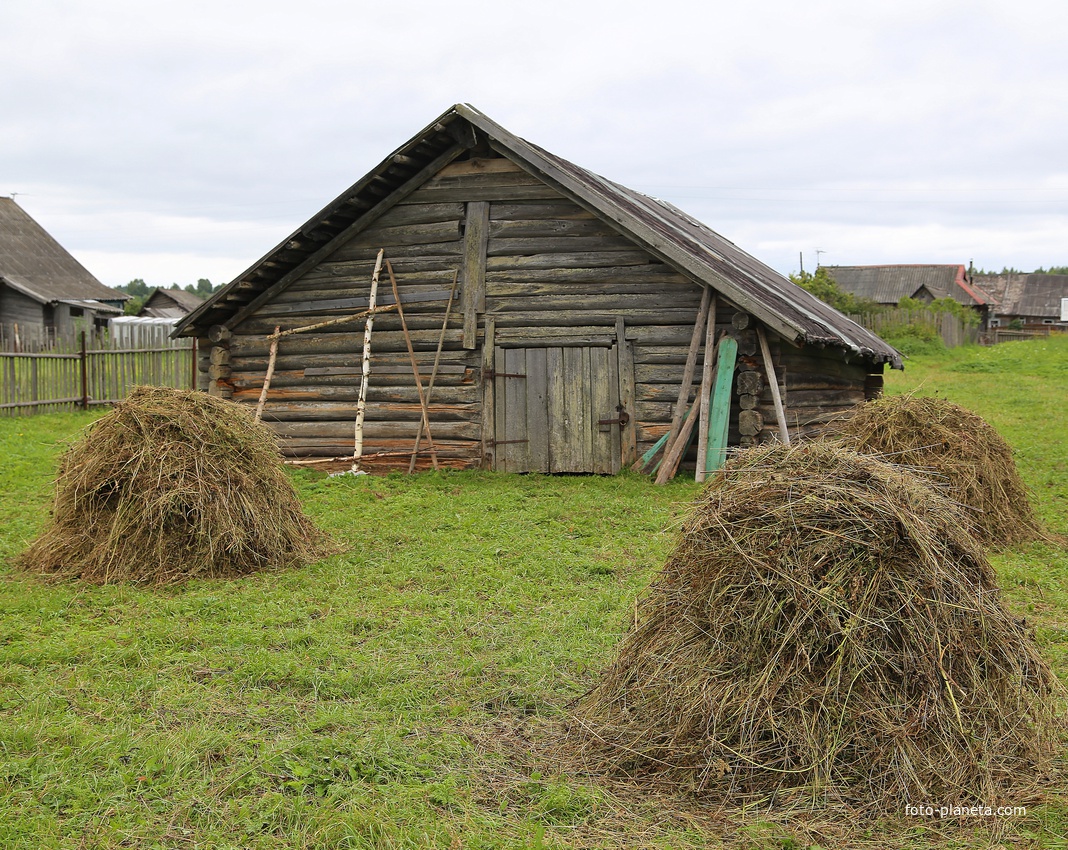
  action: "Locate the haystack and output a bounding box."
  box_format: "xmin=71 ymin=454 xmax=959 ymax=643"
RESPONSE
xmin=19 ymin=386 xmax=330 ymax=585
xmin=835 ymin=394 xmax=1042 ymax=546
xmin=568 ymin=442 xmax=1061 ymax=811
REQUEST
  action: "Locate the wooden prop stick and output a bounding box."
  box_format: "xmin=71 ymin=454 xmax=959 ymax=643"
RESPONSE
xmin=386 ymin=259 xmax=439 ymax=471
xmin=254 ymin=325 xmax=281 ymax=422
xmin=757 ymin=325 xmax=790 ymax=445
xmin=654 ymin=399 xmax=702 ymax=485
xmin=694 ymin=298 xmax=721 ymax=482
xmin=652 ymin=287 xmax=711 ymax=472
xmin=268 ymin=304 xmax=398 ymax=340
xmin=409 ymin=269 xmax=458 ymax=473
xmin=352 ymin=249 xmax=385 ymax=471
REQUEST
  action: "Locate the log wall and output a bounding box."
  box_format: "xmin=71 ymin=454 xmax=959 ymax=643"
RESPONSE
xmin=210 ymin=154 xmax=882 ymax=472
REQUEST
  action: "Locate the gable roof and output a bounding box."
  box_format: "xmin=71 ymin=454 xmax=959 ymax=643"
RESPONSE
xmin=975 ymin=273 xmax=1068 ymax=319
xmin=823 ymin=264 xmax=987 ymax=308
xmin=175 ymin=104 xmax=901 ymax=368
xmin=139 ymin=286 xmax=205 ymax=317
xmin=0 ymin=197 xmax=128 ymax=307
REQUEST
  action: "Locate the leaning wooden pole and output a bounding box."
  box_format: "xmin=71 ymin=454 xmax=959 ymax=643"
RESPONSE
xmin=386 ymin=260 xmax=439 ymax=471
xmin=409 ymin=269 xmax=458 ymax=473
xmin=352 ymin=249 xmax=385 ymax=472
xmin=756 ymin=325 xmax=790 ymax=445
xmin=636 ymin=286 xmax=710 ymax=473
xmin=254 ymin=325 xmax=281 ymax=422
xmin=694 ymin=297 xmax=720 ymax=481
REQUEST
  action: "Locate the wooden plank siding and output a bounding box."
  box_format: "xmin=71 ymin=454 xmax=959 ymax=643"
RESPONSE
xmin=216 ymin=153 xmax=881 ymax=472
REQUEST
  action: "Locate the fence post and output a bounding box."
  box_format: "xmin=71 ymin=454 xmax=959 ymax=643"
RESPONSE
xmin=191 ymin=337 xmax=198 ymax=390
xmin=80 ymin=331 xmax=89 ymax=410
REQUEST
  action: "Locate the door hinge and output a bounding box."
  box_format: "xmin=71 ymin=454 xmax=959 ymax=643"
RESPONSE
xmin=598 ymin=406 xmax=631 ymax=427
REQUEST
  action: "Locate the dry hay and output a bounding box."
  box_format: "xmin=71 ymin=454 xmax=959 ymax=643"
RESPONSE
xmin=835 ymin=394 xmax=1042 ymax=547
xmin=567 ymin=442 xmax=1062 ymax=813
xmin=19 ymin=386 xmax=331 ymax=585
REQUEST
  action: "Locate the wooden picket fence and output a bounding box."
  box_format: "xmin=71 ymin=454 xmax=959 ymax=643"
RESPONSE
xmin=0 ymin=327 xmax=196 ymax=416
xmin=848 ymin=308 xmax=980 ymax=348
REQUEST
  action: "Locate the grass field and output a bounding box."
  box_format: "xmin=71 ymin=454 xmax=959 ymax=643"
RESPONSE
xmin=0 ymin=335 xmax=1065 ymax=849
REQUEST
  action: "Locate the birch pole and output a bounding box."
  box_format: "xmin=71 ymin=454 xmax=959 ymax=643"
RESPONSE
xmin=254 ymin=326 xmax=281 ymax=422
xmin=352 ymin=249 xmax=385 ymax=472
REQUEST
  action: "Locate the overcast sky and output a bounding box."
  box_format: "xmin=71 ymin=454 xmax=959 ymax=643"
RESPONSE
xmin=3 ymin=0 xmax=1066 ymax=290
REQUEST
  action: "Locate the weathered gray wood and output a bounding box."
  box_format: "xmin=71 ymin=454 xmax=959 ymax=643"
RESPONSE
xmin=462 ymin=201 xmax=489 ymax=350
xmin=694 ymin=304 xmax=720 ymax=483
xmin=259 ymin=289 xmax=449 ymax=318
xmin=410 ymin=269 xmax=459 ymax=472
xmin=254 ymin=326 xmax=281 ymax=422
xmin=260 ymin=400 xmax=479 ymax=421
xmin=488 ymin=235 xmax=635 ymax=257
xmin=653 ymin=287 xmax=710 ymax=475
xmin=436 ymin=158 xmax=524 ymax=177
xmin=735 ymin=370 xmax=764 ymax=396
xmin=757 ymin=325 xmax=790 ymax=445
xmin=345 ymin=220 xmax=461 ymax=249
xmin=488 ymin=308 xmax=702 ymax=328
xmin=208 ymin=325 xmax=231 ymax=343
xmin=502 ymin=347 xmax=528 ymax=472
xmin=486 ymin=266 xmax=692 ymax=290
xmin=487 ymin=218 xmax=615 ymax=239
xmin=266 ymin=420 xmax=481 ymax=440
xmin=387 ymin=260 xmax=437 ymax=470
xmin=303 ymin=364 xmax=468 ymax=377
xmin=525 ymin=346 xmax=550 ymax=473
xmin=738 ymin=409 xmax=765 ymax=436
xmin=545 ymin=347 xmax=566 ymax=473
xmin=486 ymin=250 xmax=652 ymax=271
xmin=496 ymin=335 xmax=614 ymax=348
xmin=362 ymin=202 xmax=464 ymax=228
xmin=490 ymin=201 xmax=597 ymax=221
xmin=481 ymin=318 xmax=495 ymax=468
xmin=616 ymin=318 xmax=638 ymax=466
xmin=403 ymin=183 xmax=564 ymax=204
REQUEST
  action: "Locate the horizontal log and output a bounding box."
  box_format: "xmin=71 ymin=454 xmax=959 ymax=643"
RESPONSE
xmin=495 ymin=335 xmax=615 ymax=348
xmin=486 ymin=265 xmax=692 ymax=289
xmin=487 ymin=218 xmax=615 ymax=239
xmin=232 ymin=368 xmax=475 ymax=391
xmin=229 ymin=331 xmax=477 ymax=360
xmin=279 ymin=438 xmax=480 ymax=457
xmin=490 ymin=201 xmax=597 ymax=221
xmin=303 ymin=364 xmax=469 ymax=377
xmin=257 ymin=287 xmax=452 ymax=318
xmin=232 ymin=351 xmax=471 ymax=373
xmin=490 ymin=309 xmax=702 ymax=328
xmin=372 ymin=202 xmax=464 ymax=227
xmin=267 ymin=419 xmax=481 ymax=441
xmin=437 ymin=158 xmax=524 ymax=177
xmin=421 ymin=169 xmax=543 ymax=191
xmin=494 ymin=324 xmax=615 ymax=342
xmin=632 ymin=345 xmax=701 ymax=365
xmin=489 ymin=293 xmax=702 ymax=315
xmin=782 ymin=389 xmax=866 ymax=407
xmin=487 ymin=235 xmax=635 ymax=257
xmin=331 ymin=240 xmax=463 ymax=263
xmin=402 ymin=184 xmax=564 ymax=204
xmin=232 ymin=384 xmax=478 ymax=405
xmin=259 ymin=401 xmax=479 ymax=422
xmin=485 ymin=250 xmax=654 ymax=271
xmin=344 ymin=220 xmax=462 ymax=250
xmin=291 ymin=266 xmax=459 ymax=293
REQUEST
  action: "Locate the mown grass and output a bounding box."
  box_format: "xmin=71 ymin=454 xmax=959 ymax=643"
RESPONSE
xmin=0 ymin=335 xmax=1065 ymax=849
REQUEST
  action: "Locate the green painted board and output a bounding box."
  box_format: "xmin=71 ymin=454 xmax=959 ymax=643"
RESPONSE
xmin=704 ymin=336 xmax=738 ymax=474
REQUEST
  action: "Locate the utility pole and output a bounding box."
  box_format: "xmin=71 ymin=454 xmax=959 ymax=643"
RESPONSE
xmin=799 ymin=251 xmax=804 ymax=275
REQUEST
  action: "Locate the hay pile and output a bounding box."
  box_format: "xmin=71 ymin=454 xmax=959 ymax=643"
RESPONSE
xmin=19 ymin=386 xmax=330 ymax=585
xmin=568 ymin=442 xmax=1061 ymax=811
xmin=835 ymin=394 xmax=1042 ymax=547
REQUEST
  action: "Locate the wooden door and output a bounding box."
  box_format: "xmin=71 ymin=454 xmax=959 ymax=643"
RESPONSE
xmin=493 ymin=344 xmax=621 ymax=474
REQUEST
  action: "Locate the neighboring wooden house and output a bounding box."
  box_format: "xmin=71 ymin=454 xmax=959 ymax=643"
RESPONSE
xmin=0 ymin=197 xmax=128 ymax=346
xmin=139 ymin=287 xmax=205 ymax=318
xmin=971 ymin=273 xmax=1068 ymax=329
xmin=823 ymin=264 xmax=990 ymax=325
xmin=175 ymin=104 xmax=901 ymax=474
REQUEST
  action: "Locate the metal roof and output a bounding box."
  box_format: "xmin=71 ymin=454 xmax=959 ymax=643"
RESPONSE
xmin=176 ymin=104 xmax=901 ymax=368
xmin=0 ymin=197 xmax=129 ymax=305
xmin=976 ymin=273 xmax=1068 ymax=319
xmin=823 ymin=264 xmax=984 ymax=308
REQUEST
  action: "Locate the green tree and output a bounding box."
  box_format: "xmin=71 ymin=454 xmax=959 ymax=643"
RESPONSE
xmin=789 ymin=268 xmax=881 ymax=314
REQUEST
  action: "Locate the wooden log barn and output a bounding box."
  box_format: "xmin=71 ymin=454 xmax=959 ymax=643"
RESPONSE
xmin=174 ymin=104 xmax=902 ymax=477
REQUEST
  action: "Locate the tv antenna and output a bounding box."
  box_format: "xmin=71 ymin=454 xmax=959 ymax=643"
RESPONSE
xmin=815 ymin=248 xmax=827 ymax=267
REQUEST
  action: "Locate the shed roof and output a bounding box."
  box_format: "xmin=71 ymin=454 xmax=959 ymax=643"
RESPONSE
xmin=823 ymin=264 xmax=986 ymax=308
xmin=176 ymin=104 xmax=901 ymax=368
xmin=0 ymin=197 xmax=128 ymax=307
